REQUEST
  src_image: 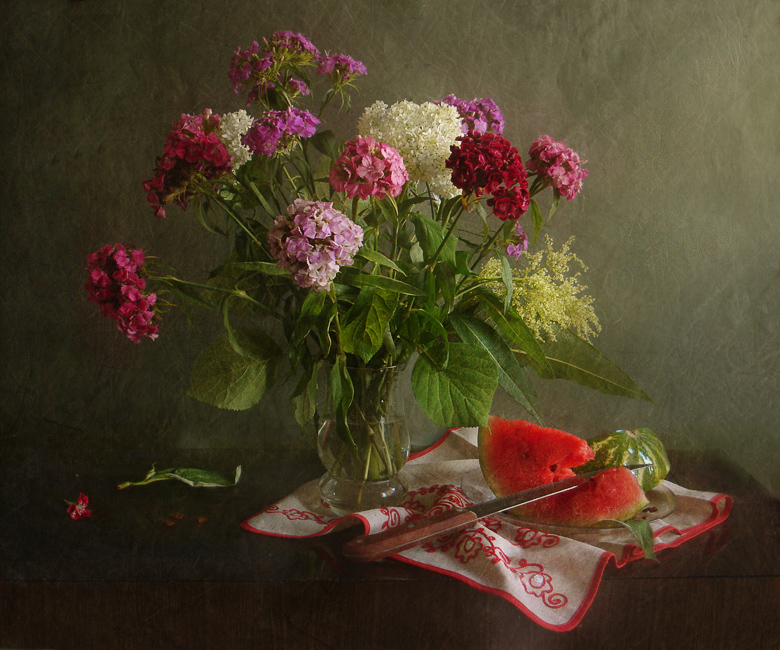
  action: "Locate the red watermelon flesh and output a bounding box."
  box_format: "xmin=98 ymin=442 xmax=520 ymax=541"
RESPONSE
xmin=479 ymin=416 xmax=649 ymax=527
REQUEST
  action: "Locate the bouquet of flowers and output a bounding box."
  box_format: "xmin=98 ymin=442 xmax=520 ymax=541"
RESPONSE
xmin=85 ymin=31 xmax=648 ymax=507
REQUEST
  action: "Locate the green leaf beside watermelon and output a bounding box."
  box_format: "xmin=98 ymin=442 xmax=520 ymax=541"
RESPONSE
xmin=574 ymin=428 xmax=671 ymax=492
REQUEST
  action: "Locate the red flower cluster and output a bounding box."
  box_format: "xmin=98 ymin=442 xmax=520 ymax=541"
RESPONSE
xmin=446 ymin=131 xmax=529 ymax=220
xmin=142 ymin=109 xmax=232 ymax=218
xmin=66 ymin=493 xmax=91 ymax=520
xmin=85 ymin=244 xmax=159 ymax=343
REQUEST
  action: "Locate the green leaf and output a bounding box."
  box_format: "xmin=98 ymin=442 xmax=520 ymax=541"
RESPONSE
xmin=450 ymin=314 xmax=544 ymax=425
xmin=291 ymin=360 xmax=321 ymax=429
xmin=604 ymin=518 xmax=658 ymax=562
xmin=499 ymin=254 xmax=514 ymax=313
xmin=410 ymin=212 xmax=456 ymax=265
xmin=529 ymin=199 xmax=544 ymax=245
xmin=411 ymin=342 xmax=498 ymax=427
xmin=162 ymin=277 xmax=217 ymax=310
xmin=117 ymin=465 xmax=242 ymax=489
xmin=344 ymin=274 xmax=428 ymax=296
xmin=527 ymin=327 xmax=652 ymax=401
xmin=310 ymin=130 xmax=341 ymax=159
xmin=475 ymin=288 xmax=552 ymax=375
xmin=341 ymin=288 xmax=398 ymax=363
xmin=214 ymin=260 xmax=290 ymax=276
xmin=330 ymin=357 xmax=355 ymax=446
xmin=187 ymin=329 xmax=284 ymax=410
xmin=356 ymin=246 xmax=405 ymax=274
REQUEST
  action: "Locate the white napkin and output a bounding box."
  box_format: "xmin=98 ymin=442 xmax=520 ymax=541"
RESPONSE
xmin=243 ymin=428 xmax=732 ymax=631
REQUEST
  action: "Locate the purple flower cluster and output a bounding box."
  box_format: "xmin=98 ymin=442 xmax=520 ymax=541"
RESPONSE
xmin=269 ymin=199 xmax=364 ymax=292
xmin=229 ymin=32 xmax=366 ymax=105
xmin=329 ymin=136 xmax=408 ymax=200
xmin=242 ymin=107 xmax=320 ymax=156
xmin=527 ymin=135 xmax=589 ymax=200
xmin=506 ymin=223 xmax=529 ymax=260
xmin=85 ymin=244 xmax=159 ymax=343
xmin=436 ymin=95 xmax=505 ymax=135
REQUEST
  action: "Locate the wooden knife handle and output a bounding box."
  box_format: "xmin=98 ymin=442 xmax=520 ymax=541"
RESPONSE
xmin=342 ymin=508 xmax=478 ymax=562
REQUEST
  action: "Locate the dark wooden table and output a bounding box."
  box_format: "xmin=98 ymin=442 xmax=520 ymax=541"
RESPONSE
xmin=1 ymin=423 xmax=778 ymax=650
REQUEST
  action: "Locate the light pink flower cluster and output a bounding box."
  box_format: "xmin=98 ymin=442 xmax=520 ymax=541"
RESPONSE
xmin=436 ymin=95 xmax=505 ymax=135
xmin=229 ymin=32 xmax=366 ymax=105
xmin=268 ymin=199 xmax=364 ymax=292
xmin=85 ymin=244 xmax=159 ymax=343
xmin=66 ymin=493 xmax=91 ymax=520
xmin=241 ymin=107 xmax=320 ymax=156
xmin=329 ymin=136 xmax=408 ymax=200
xmin=527 ymin=135 xmax=589 ymax=200
xmin=142 ymin=109 xmax=232 ymax=218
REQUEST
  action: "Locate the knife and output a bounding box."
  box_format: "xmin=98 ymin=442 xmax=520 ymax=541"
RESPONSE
xmin=341 ymin=464 xmax=651 ymax=562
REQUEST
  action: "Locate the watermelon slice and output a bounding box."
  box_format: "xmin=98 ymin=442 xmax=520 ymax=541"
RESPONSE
xmin=478 ymin=416 xmax=649 ymax=527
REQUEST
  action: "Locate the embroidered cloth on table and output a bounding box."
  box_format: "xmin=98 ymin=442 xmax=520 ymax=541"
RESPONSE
xmin=242 ymin=427 xmax=732 ymax=632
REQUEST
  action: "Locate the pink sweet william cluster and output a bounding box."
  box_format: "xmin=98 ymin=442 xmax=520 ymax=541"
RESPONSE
xmin=230 ymin=31 xmax=366 ymax=105
xmin=527 ymin=135 xmax=589 ymax=200
xmin=142 ymin=109 xmax=232 ymax=218
xmin=446 ymin=131 xmax=530 ymax=221
xmin=268 ymin=198 xmax=364 ymax=292
xmin=85 ymin=244 xmax=159 ymax=343
xmin=329 ymin=136 xmax=408 ymax=200
xmin=242 ymin=106 xmax=319 ymax=156
xmin=436 ymin=94 xmax=505 ymax=135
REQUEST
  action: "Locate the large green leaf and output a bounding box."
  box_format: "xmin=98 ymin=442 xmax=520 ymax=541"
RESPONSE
xmin=475 ymin=288 xmax=552 ymax=375
xmin=411 ymin=342 xmax=498 ymax=427
xmin=525 ymin=327 xmax=652 ymax=401
xmin=187 ymin=329 xmax=284 ymax=410
xmin=450 ymin=314 xmax=544 ymax=425
xmin=341 ymin=288 xmax=398 ymax=363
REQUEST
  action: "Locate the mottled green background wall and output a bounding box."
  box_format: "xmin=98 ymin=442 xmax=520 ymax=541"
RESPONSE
xmin=3 ymin=1 xmax=779 ymax=494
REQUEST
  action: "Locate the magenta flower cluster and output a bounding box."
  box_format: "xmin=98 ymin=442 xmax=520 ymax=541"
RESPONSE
xmin=527 ymin=135 xmax=589 ymax=200
xmin=317 ymin=53 xmax=368 ymax=84
xmin=142 ymin=109 xmax=232 ymax=218
xmin=268 ymin=199 xmax=364 ymax=292
xmin=85 ymin=244 xmax=159 ymax=343
xmin=436 ymin=95 xmax=505 ymax=135
xmin=229 ymin=31 xmax=366 ymax=105
xmin=241 ymin=106 xmax=319 ymax=157
xmin=329 ymin=136 xmax=408 ymax=200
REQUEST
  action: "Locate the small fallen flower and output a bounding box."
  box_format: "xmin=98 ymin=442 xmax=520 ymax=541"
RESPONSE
xmin=66 ymin=493 xmax=92 ymax=520
xmin=117 ymin=464 xmax=242 ymax=489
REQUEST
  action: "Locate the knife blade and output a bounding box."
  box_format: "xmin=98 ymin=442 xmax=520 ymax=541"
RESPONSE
xmin=341 ymin=463 xmax=651 ymax=562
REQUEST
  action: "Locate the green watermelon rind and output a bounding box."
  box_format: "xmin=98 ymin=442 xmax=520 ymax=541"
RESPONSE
xmin=575 ymin=428 xmax=671 ymax=492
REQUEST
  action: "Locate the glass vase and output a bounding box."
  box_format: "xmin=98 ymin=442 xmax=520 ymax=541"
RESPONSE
xmin=317 ymin=365 xmax=410 ymax=514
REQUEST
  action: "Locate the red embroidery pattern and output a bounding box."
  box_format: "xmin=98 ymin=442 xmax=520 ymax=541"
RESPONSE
xmin=263 ymin=504 xmax=331 ymax=527
xmin=424 ymin=526 xmax=568 ymax=609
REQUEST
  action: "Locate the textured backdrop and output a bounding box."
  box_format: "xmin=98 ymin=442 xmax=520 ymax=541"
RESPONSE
xmin=2 ymin=0 xmax=779 ymax=495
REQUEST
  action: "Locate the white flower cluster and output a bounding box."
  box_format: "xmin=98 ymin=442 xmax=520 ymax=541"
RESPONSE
xmin=479 ymin=236 xmax=601 ymax=342
xmin=218 ymin=110 xmax=254 ymax=170
xmin=358 ymin=100 xmax=463 ymax=199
